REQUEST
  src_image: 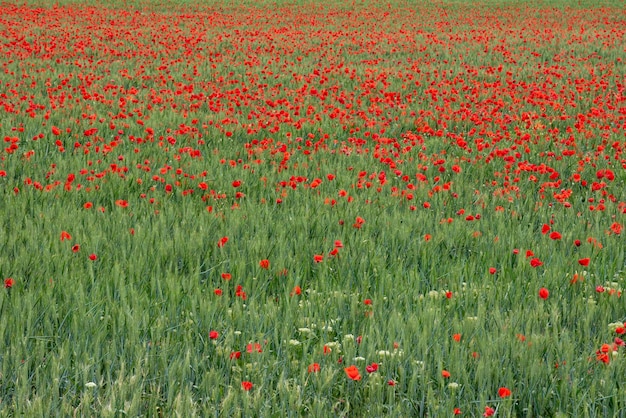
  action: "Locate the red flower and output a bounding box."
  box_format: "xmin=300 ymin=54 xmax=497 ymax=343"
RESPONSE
xmin=549 ymin=231 xmax=562 ymax=240
xmin=308 ymin=363 xmax=321 ymax=373
xmin=115 ymin=199 xmax=128 ymax=208
xmin=344 ymin=365 xmax=361 ymax=381
xmin=209 ymin=330 xmax=219 ymax=340
xmin=574 ymin=239 xmax=581 ymax=247
xmin=334 ymin=240 xmax=343 ymax=248
xmin=230 ymin=351 xmax=241 ymax=360
xmin=259 ymin=259 xmax=270 ymax=269
xmin=60 ymin=231 xmax=71 ymax=241
xmin=313 ymin=254 xmax=324 ymax=263
xmin=498 ymin=387 xmax=512 ymax=398
xmin=217 ymin=236 xmax=229 ymax=248
xmin=4 ymin=278 xmax=14 ymax=288
xmin=453 ymin=333 xmax=462 ymax=342
xmin=247 ymin=342 xmax=262 ymax=353
xmin=221 ymin=272 xmax=231 ymax=280
xmin=578 ymin=258 xmax=590 ymax=266
xmin=214 ymin=288 xmax=223 ymax=296
xmin=241 ymin=381 xmax=253 ymax=391
xmin=441 ymin=370 xmax=451 ymax=378
xmin=454 ymin=407 xmax=462 ymax=415
xmin=483 ymin=406 xmax=495 ymax=417
xmin=365 ymin=363 xmax=378 ymax=373
xmin=363 ymin=299 xmax=372 ymax=305
xmin=51 ymin=126 xmax=61 ymax=135
xmin=89 ymin=253 xmax=97 ymax=261
xmin=489 ymin=267 xmax=496 ymax=275
xmin=232 ymin=180 xmax=241 ymax=188
xmin=290 ymin=285 xmax=302 ymax=296
xmin=530 ymin=258 xmax=543 ymax=267
xmin=538 ymin=287 xmax=549 ymax=300
xmin=72 ymin=244 xmax=80 ymax=253
xmin=541 ymin=224 xmax=550 ymax=234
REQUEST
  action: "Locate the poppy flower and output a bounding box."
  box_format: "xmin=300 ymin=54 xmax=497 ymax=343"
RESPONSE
xmin=115 ymin=200 xmax=128 ymax=208
xmin=230 ymin=351 xmax=241 ymax=360
xmin=454 ymin=408 xmax=462 ymax=415
xmin=365 ymin=363 xmax=378 ymax=373
xmin=541 ymin=224 xmax=550 ymax=234
xmin=453 ymin=333 xmax=462 ymax=342
xmin=538 ymin=287 xmax=549 ymax=300
xmin=241 ymin=381 xmax=253 ymax=391
xmin=549 ymin=231 xmax=562 ymax=240
xmin=489 ymin=267 xmax=496 ymax=274
xmin=483 ymin=406 xmax=495 ymax=417
xmin=221 ymin=272 xmax=231 ymax=280
xmin=344 ymin=365 xmax=361 ymax=381
xmin=4 ymin=278 xmax=14 ymax=289
xmin=259 ymin=259 xmax=270 ymax=269
xmin=89 ymin=253 xmax=97 ymax=261
xmin=498 ymin=387 xmax=512 ymax=398
xmin=530 ymin=258 xmax=543 ymax=267
xmin=308 ymin=363 xmax=320 ymax=373
xmin=313 ymin=254 xmax=324 ymax=263
xmin=217 ymin=236 xmax=229 ymax=248
xmin=574 ymin=239 xmax=581 ymax=247
xmin=247 ymin=343 xmax=262 ymax=353
xmin=60 ymin=231 xmax=71 ymax=241
xmin=214 ymin=289 xmax=223 ymax=296
xmin=209 ymin=330 xmax=219 ymax=339
xmin=441 ymin=370 xmax=451 ymax=378
xmin=72 ymin=244 xmax=80 ymax=253
xmin=290 ymin=285 xmax=302 ymax=296
xmin=578 ymin=258 xmax=590 ymax=266
xmin=232 ymin=180 xmax=241 ymax=188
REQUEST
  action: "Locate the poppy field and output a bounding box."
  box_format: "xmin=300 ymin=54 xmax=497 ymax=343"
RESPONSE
xmin=0 ymin=0 xmax=625 ymax=416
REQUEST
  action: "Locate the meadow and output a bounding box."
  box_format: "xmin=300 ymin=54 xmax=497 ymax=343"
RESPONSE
xmin=0 ymin=0 xmax=625 ymax=416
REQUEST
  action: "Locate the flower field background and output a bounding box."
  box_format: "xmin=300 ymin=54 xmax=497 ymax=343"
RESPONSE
xmin=0 ymin=0 xmax=625 ymax=416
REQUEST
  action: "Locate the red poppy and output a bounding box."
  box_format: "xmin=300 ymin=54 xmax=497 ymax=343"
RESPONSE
xmin=259 ymin=259 xmax=270 ymax=269
xmin=364 ymin=299 xmax=372 ymax=305
xmin=441 ymin=370 xmax=451 ymax=378
xmin=230 ymin=351 xmax=241 ymax=360
xmin=538 ymin=287 xmax=549 ymax=300
xmin=214 ymin=289 xmax=223 ymax=296
xmin=574 ymin=239 xmax=581 ymax=247
xmin=4 ymin=278 xmax=14 ymax=288
xmin=344 ymin=365 xmax=361 ymax=381
xmin=60 ymin=231 xmax=71 ymax=241
xmin=232 ymin=180 xmax=241 ymax=188
xmin=549 ymin=231 xmax=562 ymax=240
xmin=241 ymin=381 xmax=253 ymax=391
xmin=308 ymin=363 xmax=320 ymax=373
xmin=578 ymin=258 xmax=590 ymax=266
xmin=453 ymin=333 xmax=462 ymax=342
xmin=530 ymin=258 xmax=543 ymax=268
xmin=313 ymin=254 xmax=324 ymax=263
xmin=290 ymin=285 xmax=302 ymax=296
xmin=489 ymin=267 xmax=496 ymax=274
xmin=454 ymin=408 xmax=461 ymax=415
xmin=72 ymin=244 xmax=80 ymax=253
xmin=89 ymin=253 xmax=97 ymax=261
xmin=247 ymin=342 xmax=262 ymax=353
xmin=483 ymin=406 xmax=495 ymax=417
xmin=498 ymin=387 xmax=512 ymax=398
xmin=541 ymin=224 xmax=550 ymax=234
xmin=115 ymin=199 xmax=128 ymax=208
xmin=365 ymin=363 xmax=378 ymax=373
xmin=209 ymin=330 xmax=219 ymax=339
xmin=334 ymin=240 xmax=343 ymax=248
xmin=217 ymin=236 xmax=228 ymax=248
xmin=610 ymin=222 xmax=622 ymax=235
xmin=221 ymin=272 xmax=231 ymax=280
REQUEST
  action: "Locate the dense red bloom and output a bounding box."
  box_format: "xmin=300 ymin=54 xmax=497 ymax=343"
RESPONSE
xmin=541 ymin=224 xmax=550 ymax=234
xmin=441 ymin=370 xmax=451 ymax=378
xmin=241 ymin=381 xmax=253 ymax=391
xmin=4 ymin=278 xmax=14 ymax=288
xmin=353 ymin=216 xmax=365 ymax=229
xmin=610 ymin=222 xmax=622 ymax=235
xmin=538 ymin=287 xmax=549 ymax=300
xmin=259 ymin=259 xmax=270 ymax=269
xmin=498 ymin=387 xmax=512 ymax=398
xmin=230 ymin=351 xmax=241 ymax=360
xmin=214 ymin=288 xmax=223 ymax=296
xmin=489 ymin=267 xmax=496 ymax=274
xmin=530 ymin=258 xmax=543 ymax=267
xmin=363 ymin=299 xmax=372 ymax=305
xmin=232 ymin=180 xmax=241 ymax=188
xmin=60 ymin=231 xmax=71 ymax=241
xmin=89 ymin=253 xmax=97 ymax=261
xmin=483 ymin=406 xmax=495 ymax=417
xmin=71 ymin=244 xmax=80 ymax=253
xmin=115 ymin=200 xmax=128 ymax=208
xmin=578 ymin=258 xmax=590 ymax=266
xmin=209 ymin=330 xmax=219 ymax=339
xmin=313 ymin=254 xmax=324 ymax=263
xmin=454 ymin=408 xmax=462 ymax=415
xmin=574 ymin=239 xmax=581 ymax=247
xmin=453 ymin=333 xmax=462 ymax=342
xmin=344 ymin=365 xmax=361 ymax=381
xmin=221 ymin=272 xmax=231 ymax=280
